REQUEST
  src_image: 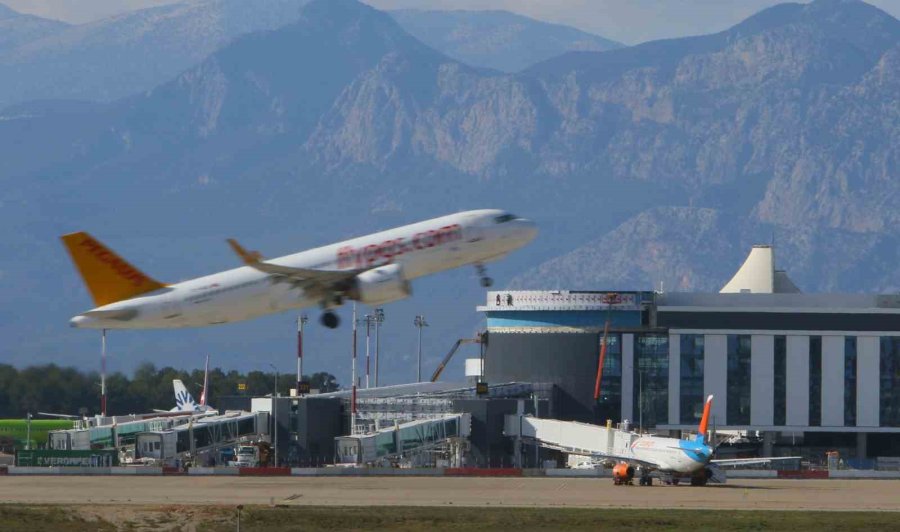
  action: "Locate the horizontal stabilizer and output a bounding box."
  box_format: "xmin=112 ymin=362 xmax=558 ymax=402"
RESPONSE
xmin=712 ymin=456 xmax=802 ymax=466
xmin=82 ymin=308 xmax=139 ymax=321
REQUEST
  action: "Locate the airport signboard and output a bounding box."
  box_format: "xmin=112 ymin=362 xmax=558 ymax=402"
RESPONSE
xmin=481 ymin=291 xmax=643 ymax=311
xmin=16 ymin=449 xmax=119 ymax=467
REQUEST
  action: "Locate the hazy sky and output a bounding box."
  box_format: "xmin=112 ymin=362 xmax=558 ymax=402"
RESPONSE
xmin=3 ymin=0 xmax=900 ymax=43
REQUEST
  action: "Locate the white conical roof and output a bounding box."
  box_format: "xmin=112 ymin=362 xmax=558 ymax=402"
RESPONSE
xmin=720 ymin=245 xmax=774 ymax=293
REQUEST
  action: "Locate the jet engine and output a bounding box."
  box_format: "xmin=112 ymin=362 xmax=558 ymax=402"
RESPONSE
xmin=349 ymin=264 xmax=412 ymax=306
xmin=612 ymin=462 xmax=635 ymax=485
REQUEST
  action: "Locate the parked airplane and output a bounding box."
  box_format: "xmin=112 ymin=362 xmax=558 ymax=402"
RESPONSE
xmin=62 ymin=210 xmax=536 ymax=329
xmin=598 ymin=396 xmax=799 ymax=486
xmin=169 ymin=356 xmax=215 ymax=413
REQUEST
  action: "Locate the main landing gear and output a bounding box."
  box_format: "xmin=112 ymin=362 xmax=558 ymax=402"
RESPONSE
xmin=475 ymin=263 xmax=493 ymax=288
xmin=320 ymin=310 xmax=340 ymax=329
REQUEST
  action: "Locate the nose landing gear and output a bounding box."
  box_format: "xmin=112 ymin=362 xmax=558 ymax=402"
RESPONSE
xmin=475 ymin=264 xmax=493 ymax=288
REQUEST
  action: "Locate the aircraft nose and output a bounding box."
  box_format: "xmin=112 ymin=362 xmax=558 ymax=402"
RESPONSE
xmin=518 ymin=218 xmax=538 ymax=243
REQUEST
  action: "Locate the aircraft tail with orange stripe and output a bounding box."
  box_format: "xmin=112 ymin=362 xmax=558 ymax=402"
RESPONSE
xmin=60 ymin=232 xmax=165 ymax=307
xmin=696 ymin=394 xmax=714 ymax=444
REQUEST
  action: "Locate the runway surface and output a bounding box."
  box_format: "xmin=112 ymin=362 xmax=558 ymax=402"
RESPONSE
xmin=1 ymin=476 xmax=898 ymax=511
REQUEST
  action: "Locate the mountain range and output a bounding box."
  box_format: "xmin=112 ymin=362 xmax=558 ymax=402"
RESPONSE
xmin=0 ymin=1 xmax=620 ymax=110
xmin=0 ymin=3 xmax=69 ymax=52
xmin=1 ymin=0 xmax=899 ymax=382
xmin=388 ymin=9 xmax=621 ymax=72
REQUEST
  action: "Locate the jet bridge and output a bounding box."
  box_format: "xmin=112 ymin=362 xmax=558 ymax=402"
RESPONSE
xmin=504 ymin=415 xmax=638 ymax=459
xmin=134 ymin=411 xmax=268 ymax=466
xmin=335 ymin=413 xmax=470 ymax=467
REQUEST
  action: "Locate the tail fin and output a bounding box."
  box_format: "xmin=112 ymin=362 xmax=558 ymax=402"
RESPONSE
xmin=60 ymin=232 xmax=165 ymax=307
xmin=200 ymin=355 xmax=210 ymax=407
xmin=173 ymin=379 xmax=198 ymax=412
xmin=696 ymin=394 xmax=713 ymax=443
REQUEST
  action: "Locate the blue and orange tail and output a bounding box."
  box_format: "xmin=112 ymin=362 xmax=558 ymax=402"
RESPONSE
xmin=695 ymin=395 xmax=713 ymax=444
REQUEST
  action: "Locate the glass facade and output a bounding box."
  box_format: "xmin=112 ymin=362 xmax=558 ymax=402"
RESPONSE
xmin=774 ymin=335 xmax=787 ymax=426
xmin=845 ymin=337 xmax=857 ymax=427
xmin=634 ymin=334 xmax=669 ymax=429
xmin=726 ymin=335 xmax=752 ymax=425
xmin=809 ymin=336 xmax=822 ymax=427
xmin=880 ymin=337 xmax=900 ymax=427
xmin=680 ymin=335 xmax=705 ymax=424
xmin=595 ymin=333 xmax=622 ymax=424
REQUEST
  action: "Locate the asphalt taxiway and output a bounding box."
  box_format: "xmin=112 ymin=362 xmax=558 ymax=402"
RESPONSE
xmin=1 ymin=476 xmax=898 ymax=511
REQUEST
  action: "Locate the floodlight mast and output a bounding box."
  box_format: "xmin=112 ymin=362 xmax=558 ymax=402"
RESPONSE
xmin=297 ymin=315 xmax=308 ymax=394
xmin=414 ymin=315 xmax=429 ymax=382
xmin=374 ymin=308 xmax=384 ymax=387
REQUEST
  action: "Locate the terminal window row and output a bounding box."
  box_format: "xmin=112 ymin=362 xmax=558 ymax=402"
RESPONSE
xmin=594 ymin=333 xmax=900 ymax=428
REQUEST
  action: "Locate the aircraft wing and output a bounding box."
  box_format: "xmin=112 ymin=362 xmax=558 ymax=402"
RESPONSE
xmin=582 ymin=450 xmax=660 ymax=470
xmin=711 ymin=456 xmax=802 ymax=467
xmin=226 ymin=239 xmax=361 ymax=284
xmin=37 ymin=412 xmax=81 ymax=419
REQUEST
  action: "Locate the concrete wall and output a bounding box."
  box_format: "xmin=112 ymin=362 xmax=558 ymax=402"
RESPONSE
xmin=703 ymin=335 xmax=727 ymax=425
xmin=786 ymin=335 xmax=810 ymax=426
xmin=821 ymin=336 xmax=845 ymax=427
xmin=857 ymin=336 xmax=880 ymax=427
xmin=484 ymin=332 xmax=600 ymax=422
xmin=751 ymin=335 xmax=774 ymax=426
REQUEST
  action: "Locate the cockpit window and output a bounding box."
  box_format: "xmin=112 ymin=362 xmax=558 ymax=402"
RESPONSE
xmin=494 ymin=214 xmax=516 ymax=223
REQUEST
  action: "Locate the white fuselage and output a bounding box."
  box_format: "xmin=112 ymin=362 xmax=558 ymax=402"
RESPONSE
xmin=629 ymin=436 xmax=711 ymax=475
xmin=70 ymin=210 xmax=536 ymax=329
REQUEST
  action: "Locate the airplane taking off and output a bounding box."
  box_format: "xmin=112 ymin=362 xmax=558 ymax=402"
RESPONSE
xmin=62 ymin=210 xmax=536 ymax=329
xmin=596 ymin=396 xmax=799 ymax=486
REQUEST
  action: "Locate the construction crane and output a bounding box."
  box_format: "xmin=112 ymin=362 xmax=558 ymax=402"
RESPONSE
xmin=430 ymin=336 xmax=483 ymax=382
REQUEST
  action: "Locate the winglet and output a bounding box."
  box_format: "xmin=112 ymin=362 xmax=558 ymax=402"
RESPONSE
xmin=227 ymin=238 xmax=263 ymax=264
xmin=697 ymin=394 xmax=713 ymax=443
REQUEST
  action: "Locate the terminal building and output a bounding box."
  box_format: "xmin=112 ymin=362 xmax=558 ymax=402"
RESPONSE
xmin=480 ymin=246 xmax=900 ymax=461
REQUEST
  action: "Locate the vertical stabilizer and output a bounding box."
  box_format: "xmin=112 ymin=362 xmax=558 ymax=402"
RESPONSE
xmin=696 ymin=395 xmax=713 ymax=443
xmin=60 ymin=232 xmax=165 ymax=306
xmin=200 ymin=355 xmax=210 ymax=407
xmin=173 ymin=379 xmax=198 ymax=412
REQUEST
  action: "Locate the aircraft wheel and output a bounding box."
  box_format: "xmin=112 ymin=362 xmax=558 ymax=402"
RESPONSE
xmin=672 ymin=478 xmax=680 ymax=486
xmin=320 ymin=311 xmax=340 ymax=329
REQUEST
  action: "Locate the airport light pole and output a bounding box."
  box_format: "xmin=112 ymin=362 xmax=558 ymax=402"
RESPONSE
xmin=374 ymin=308 xmax=384 ymax=387
xmin=364 ymin=313 xmax=372 ymax=389
xmin=351 ymin=303 xmax=358 ymax=435
xmin=414 ymin=315 xmax=428 ymax=382
xmin=268 ymin=363 xmax=279 ymax=467
xmin=25 ymin=412 xmax=32 ymax=451
xmin=101 ymin=329 xmax=108 ymax=417
xmin=296 ymin=315 xmax=308 ymax=394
